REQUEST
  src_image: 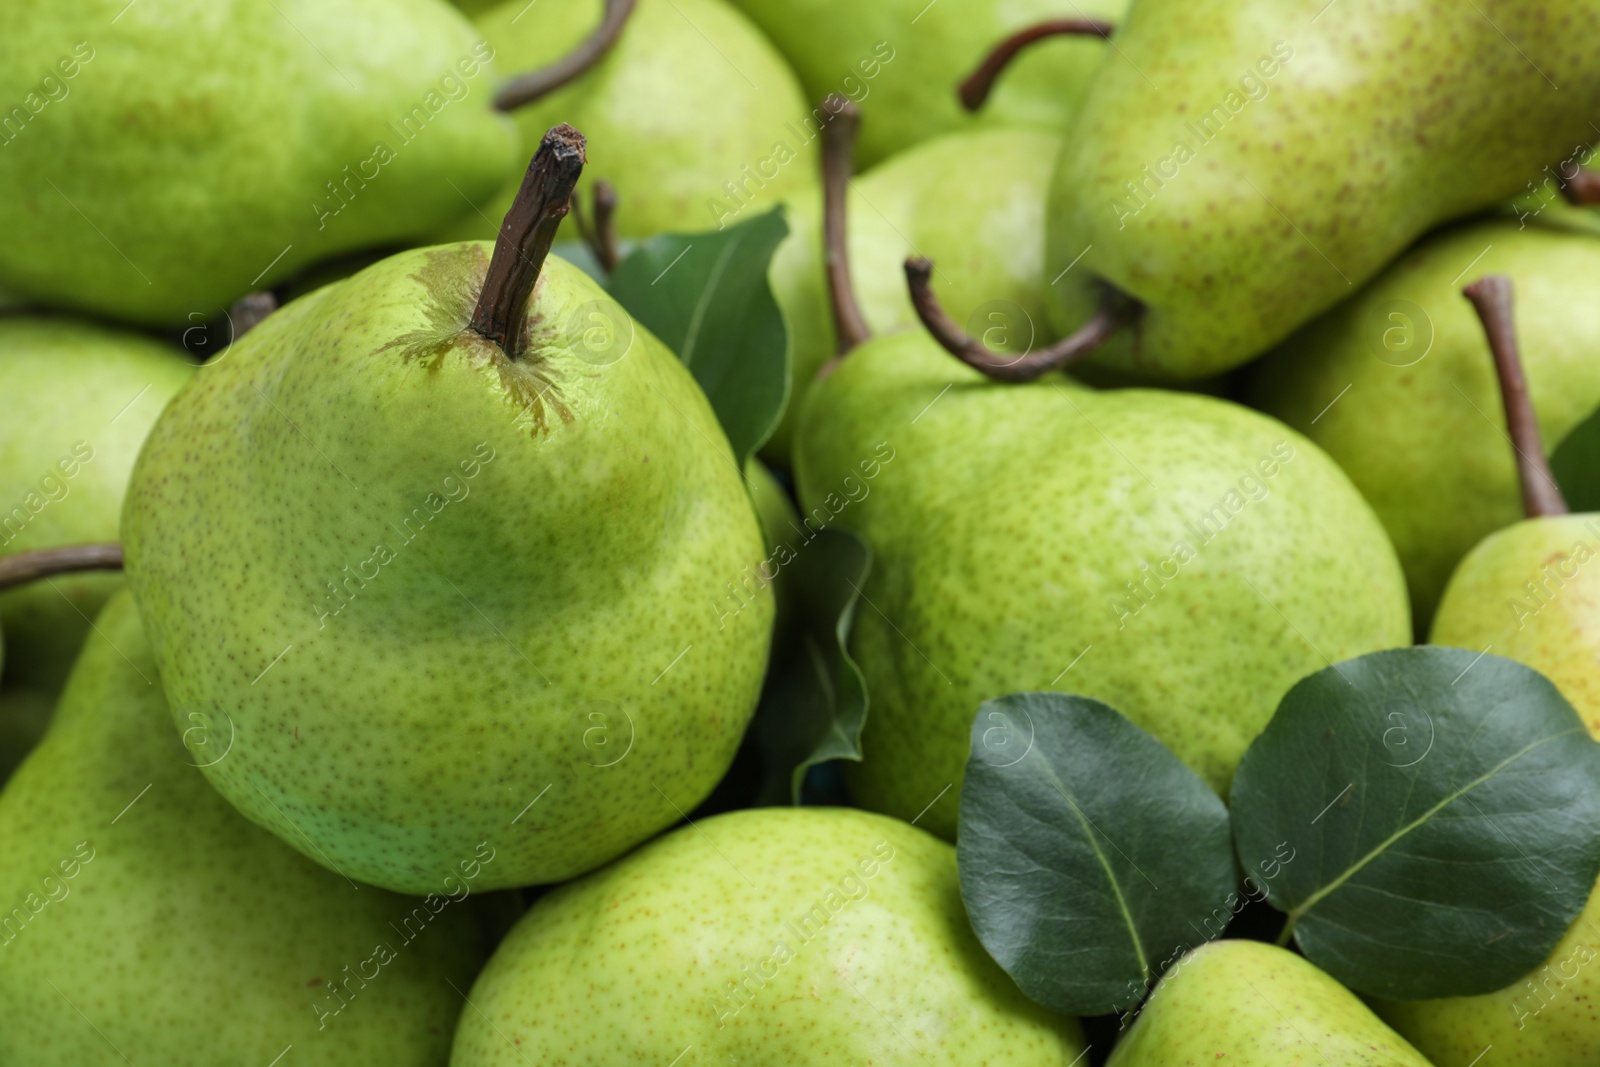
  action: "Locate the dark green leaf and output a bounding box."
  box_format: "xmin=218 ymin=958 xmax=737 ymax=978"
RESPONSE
xmin=1551 ymin=403 xmax=1600 ymax=511
xmin=748 ymin=527 xmax=871 ymax=806
xmin=1232 ymin=646 xmax=1600 ymax=999
xmin=958 ymin=693 xmax=1237 ymax=1016
xmin=608 ymin=207 xmax=790 ymax=465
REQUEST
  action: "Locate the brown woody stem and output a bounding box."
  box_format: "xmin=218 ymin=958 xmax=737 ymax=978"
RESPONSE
xmin=495 ymin=0 xmax=637 ymax=111
xmin=228 ymin=290 xmax=278 ymax=342
xmin=1560 ymin=166 xmax=1600 ymax=206
xmin=823 ymin=98 xmax=871 ymax=355
xmin=1463 ymin=274 xmax=1568 ymax=518
xmin=469 ymin=125 xmax=587 ymax=359
xmin=572 ymin=179 xmax=622 ymax=275
xmin=0 ymin=543 xmax=123 ymax=592
xmin=905 ymin=257 xmax=1132 ymax=382
xmin=959 ymin=19 xmax=1115 ymax=112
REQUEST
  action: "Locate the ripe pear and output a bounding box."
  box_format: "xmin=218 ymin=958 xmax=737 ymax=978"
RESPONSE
xmin=0 ymin=317 xmax=192 ymax=693
xmin=121 ymin=130 xmax=774 ymax=894
xmin=792 ymin=329 xmax=1409 ymax=838
xmin=1046 ymin=0 xmax=1600 ymax=380
xmin=725 ymin=0 xmax=1124 ymax=167
xmin=450 ymin=806 xmax=1083 ymax=1065
xmin=1108 ymin=941 xmax=1433 ymax=1066
xmin=444 ymin=0 xmax=815 ymax=242
xmin=1372 ymin=275 xmax=1600 ymax=1066
xmin=1252 ymin=219 xmax=1600 ymax=626
xmin=0 ymin=0 xmax=517 ymax=325
xmin=764 ymin=125 xmax=1062 ymax=462
xmin=0 ymin=592 xmax=490 ymax=1065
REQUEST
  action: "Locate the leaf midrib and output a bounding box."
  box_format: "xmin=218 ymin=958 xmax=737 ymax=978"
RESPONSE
xmin=1286 ymin=727 xmax=1584 ymax=926
xmin=678 ymin=232 xmax=744 ymax=369
xmin=1035 ymin=756 xmax=1152 ymax=984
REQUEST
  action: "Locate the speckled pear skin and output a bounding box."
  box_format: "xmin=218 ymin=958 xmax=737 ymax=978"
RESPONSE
xmin=1108 ymin=941 xmax=1433 ymax=1066
xmin=441 ymin=0 xmax=815 ymax=243
xmin=1047 ymin=0 xmax=1600 ymax=381
xmin=120 ymin=242 xmax=774 ymax=894
xmin=450 ymin=806 xmax=1084 ymax=1066
xmin=763 ymin=127 xmax=1061 ymax=464
xmin=0 ymin=0 xmax=518 ymax=326
xmin=1371 ymin=515 xmax=1600 ymax=1066
xmin=0 ymin=592 xmax=490 ymax=1066
xmin=0 ymin=317 xmax=192 ymax=693
xmin=1253 ymin=221 xmax=1600 ymax=627
xmin=793 ymin=331 xmax=1409 ymax=839
xmin=725 ymin=0 xmax=1126 ymax=168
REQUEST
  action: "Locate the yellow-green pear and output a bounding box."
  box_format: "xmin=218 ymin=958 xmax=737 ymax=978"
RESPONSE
xmin=0 ymin=317 xmax=192 ymax=693
xmin=450 ymin=807 xmax=1084 ymax=1065
xmin=0 ymin=0 xmax=518 ymax=326
xmin=1372 ymin=274 xmax=1600 ymax=1066
xmin=446 ymin=0 xmax=815 ymax=242
xmin=1108 ymin=941 xmax=1433 ymax=1066
xmin=724 ymin=0 xmax=1124 ymax=167
xmin=121 ymin=128 xmax=774 ymax=894
xmin=1252 ymin=219 xmax=1600 ymax=626
xmin=0 ymin=592 xmax=491 ymax=1065
xmin=1046 ymin=0 xmax=1600 ymax=380
xmin=764 ymin=121 xmax=1062 ymax=462
xmin=793 ymin=328 xmax=1409 ymax=838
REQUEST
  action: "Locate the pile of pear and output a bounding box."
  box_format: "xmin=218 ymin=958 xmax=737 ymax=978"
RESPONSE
xmin=2 ymin=0 xmax=1600 ymax=1064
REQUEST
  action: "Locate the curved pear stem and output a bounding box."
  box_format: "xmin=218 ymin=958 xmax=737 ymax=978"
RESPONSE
xmin=494 ymin=0 xmax=638 ymax=112
xmin=572 ymin=179 xmax=621 ymax=275
xmin=1462 ymin=274 xmax=1569 ymax=519
xmin=905 ymin=257 xmax=1133 ymax=382
xmin=1560 ymin=165 xmax=1600 ymax=206
xmin=959 ymin=19 xmax=1115 ymax=112
xmin=822 ymin=98 xmax=871 ymax=356
xmin=0 ymin=543 xmax=123 ymax=592
xmin=470 ymin=125 xmax=587 ymax=360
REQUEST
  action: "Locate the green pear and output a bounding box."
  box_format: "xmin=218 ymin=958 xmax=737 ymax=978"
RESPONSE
xmin=121 ymin=129 xmax=771 ymax=895
xmin=1372 ymin=275 xmax=1600 ymax=1065
xmin=764 ymin=125 xmax=1062 ymax=462
xmin=122 ymin=132 xmax=774 ymax=894
xmin=725 ymin=0 xmax=1124 ymax=167
xmin=793 ymin=330 xmax=1409 ymax=838
xmin=0 ymin=591 xmax=490 ymax=1065
xmin=0 ymin=317 xmax=192 ymax=693
xmin=1107 ymin=941 xmax=1433 ymax=1066
xmin=1433 ymin=512 xmax=1600 ymax=738
xmin=1252 ymin=219 xmax=1600 ymax=626
xmin=450 ymin=806 xmax=1083 ymax=1064
xmin=444 ymin=0 xmax=815 ymax=242
xmin=0 ymin=0 xmax=517 ymax=325
xmin=1046 ymin=0 xmax=1600 ymax=380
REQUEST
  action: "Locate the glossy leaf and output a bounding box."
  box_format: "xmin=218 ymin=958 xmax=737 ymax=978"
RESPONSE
xmin=958 ymin=693 xmax=1237 ymax=1016
xmin=1232 ymin=646 xmax=1600 ymax=999
xmin=749 ymin=527 xmax=871 ymax=806
xmin=1551 ymin=402 xmax=1600 ymax=512
xmin=608 ymin=207 xmax=790 ymax=466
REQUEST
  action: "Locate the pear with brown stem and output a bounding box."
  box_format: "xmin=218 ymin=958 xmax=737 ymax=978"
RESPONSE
xmin=1376 ymin=273 xmax=1600 ymax=1067
xmin=788 ymin=131 xmax=1410 ymax=837
xmin=121 ymin=126 xmax=774 ymax=894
